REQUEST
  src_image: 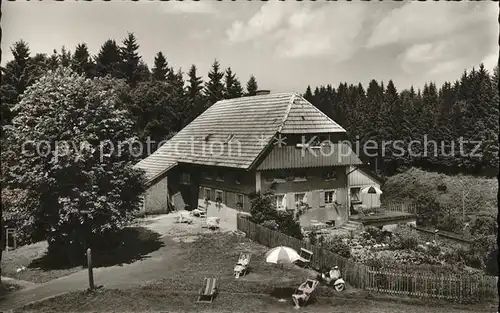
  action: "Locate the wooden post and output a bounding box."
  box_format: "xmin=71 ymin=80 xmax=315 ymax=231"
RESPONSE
xmin=87 ymin=248 xmax=95 ymax=290
xmin=5 ymin=228 xmax=8 ymax=252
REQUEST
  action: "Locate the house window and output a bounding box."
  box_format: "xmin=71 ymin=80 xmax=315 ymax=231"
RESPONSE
xmin=294 ymin=172 xmax=307 ymax=182
xmin=324 ymin=169 xmax=337 ymax=181
xmin=294 ymin=193 xmax=306 ymax=207
xmin=275 ymin=194 xmax=285 ymax=210
xmin=204 ymin=188 xmax=212 ymax=200
xmin=215 ymin=190 xmax=224 ymax=203
xmin=265 ymin=172 xmax=286 ymax=183
xmin=203 ymin=172 xmax=212 ymax=180
xmin=236 ymin=194 xmax=244 ymax=209
xmin=350 ymin=187 xmax=361 ymax=202
xmin=325 ymin=190 xmax=336 ymax=204
xmin=216 ymin=172 xmax=224 ymax=182
xmin=180 ymin=172 xmax=191 ymax=184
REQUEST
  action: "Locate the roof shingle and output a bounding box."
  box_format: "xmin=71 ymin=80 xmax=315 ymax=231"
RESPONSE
xmin=134 ymin=92 xmax=351 ymax=182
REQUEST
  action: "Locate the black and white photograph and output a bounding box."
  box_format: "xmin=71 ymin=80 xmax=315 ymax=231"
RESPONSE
xmin=0 ymin=1 xmax=499 ymax=312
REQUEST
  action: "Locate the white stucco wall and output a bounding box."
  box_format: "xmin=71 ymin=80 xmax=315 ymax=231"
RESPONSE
xmin=141 ymin=175 xmax=170 ymax=214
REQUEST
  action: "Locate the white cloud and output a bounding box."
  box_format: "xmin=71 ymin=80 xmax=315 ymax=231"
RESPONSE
xmin=428 ymin=59 xmax=465 ymax=76
xmin=481 ymin=52 xmax=499 ymax=72
xmin=162 ymin=1 xmax=216 ymax=15
xmin=399 ymin=41 xmax=449 ymax=74
xmin=385 ymin=2 xmax=498 ymax=77
xmin=226 ymin=3 xmax=369 ymax=61
xmin=226 ymin=2 xmax=297 ymax=43
xmin=366 ymin=2 xmax=491 ymax=48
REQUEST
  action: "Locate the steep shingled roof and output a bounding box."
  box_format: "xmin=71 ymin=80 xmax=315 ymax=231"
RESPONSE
xmin=134 ymin=92 xmax=348 ymax=182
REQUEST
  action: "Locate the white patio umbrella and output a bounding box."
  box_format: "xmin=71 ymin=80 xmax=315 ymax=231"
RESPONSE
xmin=265 ymin=246 xmax=301 ymax=302
xmin=302 ymin=193 xmax=308 ymax=204
xmin=265 ymin=246 xmax=301 ymax=264
xmin=360 ymin=186 xmax=383 ymax=209
xmin=281 ymin=194 xmax=287 ymax=210
xmin=360 ymin=186 xmax=383 ymax=195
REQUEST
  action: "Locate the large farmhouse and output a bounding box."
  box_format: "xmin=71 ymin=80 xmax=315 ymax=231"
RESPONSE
xmin=134 ymin=91 xmax=378 ymax=228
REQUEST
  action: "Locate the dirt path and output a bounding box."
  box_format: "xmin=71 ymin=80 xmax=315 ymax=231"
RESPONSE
xmin=0 ymin=213 xmax=208 ymax=311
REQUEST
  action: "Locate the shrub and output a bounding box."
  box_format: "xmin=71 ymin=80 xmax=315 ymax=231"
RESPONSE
xmin=276 ymin=210 xmax=303 ymax=240
xmin=323 ymin=236 xmax=351 ymax=258
xmin=469 ymin=215 xmax=497 ymax=239
xmin=426 ymin=242 xmax=441 ymax=258
xmin=364 ymin=226 xmax=392 ymax=244
xmin=261 ymin=220 xmax=279 ymax=231
xmin=388 ymin=226 xmax=419 ymax=250
xmin=308 ymin=231 xmax=318 ymax=245
xmin=248 ymin=191 xmax=303 ymax=240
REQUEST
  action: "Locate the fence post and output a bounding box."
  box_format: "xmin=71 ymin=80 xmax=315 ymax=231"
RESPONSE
xmin=87 ymin=248 xmax=95 ymax=290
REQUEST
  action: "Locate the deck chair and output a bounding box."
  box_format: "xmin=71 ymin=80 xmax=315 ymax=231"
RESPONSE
xmin=197 ymin=277 xmax=218 ymax=303
xmin=234 ymin=253 xmax=252 ymax=278
xmin=191 ymin=208 xmax=206 ymax=217
xmin=292 ymin=279 xmax=319 ymax=308
xmin=176 ymin=213 xmax=193 ymax=224
xmin=295 ymin=248 xmax=313 ymax=268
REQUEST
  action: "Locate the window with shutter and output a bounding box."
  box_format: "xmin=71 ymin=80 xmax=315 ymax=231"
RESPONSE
xmin=319 ymin=190 xmax=325 ymax=207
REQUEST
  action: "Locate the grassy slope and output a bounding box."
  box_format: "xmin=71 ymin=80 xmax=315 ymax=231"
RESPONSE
xmin=18 ymin=232 xmax=496 ymax=313
xmin=382 ymin=167 xmax=497 ymax=215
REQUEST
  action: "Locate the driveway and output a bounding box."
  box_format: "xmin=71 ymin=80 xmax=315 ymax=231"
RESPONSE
xmin=0 ymin=212 xmax=222 ymax=311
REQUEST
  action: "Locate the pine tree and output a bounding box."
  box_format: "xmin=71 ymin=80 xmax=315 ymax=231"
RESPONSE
xmin=120 ymin=33 xmax=141 ymax=86
xmin=185 ymin=64 xmax=205 ymax=124
xmin=47 ymin=49 xmax=60 ymax=71
xmin=0 ymin=41 xmax=37 ymax=124
xmin=71 ymin=43 xmax=94 ymax=77
xmin=94 ymin=39 xmax=122 ymax=78
xmin=246 ymin=75 xmax=258 ymax=96
xmin=166 ymin=67 xmax=187 ymax=130
xmin=136 ymin=61 xmax=151 ymax=82
xmin=59 ymin=46 xmax=72 ymax=68
xmin=304 ymin=85 xmax=313 ymax=102
xmin=224 ymin=67 xmax=243 ymax=99
xmin=481 ymin=64 xmax=499 ymax=173
xmin=2 ymin=41 xmax=34 ymax=100
xmin=151 ymin=52 xmax=169 ymax=81
xmin=204 ymin=59 xmax=225 ymax=106
xmin=377 ymin=80 xmax=402 ymax=174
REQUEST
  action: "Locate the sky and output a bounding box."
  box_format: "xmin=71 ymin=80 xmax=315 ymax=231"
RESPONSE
xmin=2 ymin=1 xmax=498 ymax=93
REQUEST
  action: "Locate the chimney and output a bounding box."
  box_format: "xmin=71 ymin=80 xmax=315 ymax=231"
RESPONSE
xmin=255 ymin=89 xmax=271 ymax=96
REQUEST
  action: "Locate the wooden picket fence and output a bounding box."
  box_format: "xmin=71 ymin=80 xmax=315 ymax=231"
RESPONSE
xmin=236 ymin=215 xmax=498 ymax=303
xmin=381 ymin=201 xmax=417 ymax=214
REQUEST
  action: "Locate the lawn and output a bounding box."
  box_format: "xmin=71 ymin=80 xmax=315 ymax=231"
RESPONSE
xmin=1 ymin=226 xmax=164 ymax=284
xmin=1 ymin=241 xmax=83 ymax=284
xmin=0 ymin=281 xmax=23 ymax=298
xmin=15 ymin=231 xmax=496 ymax=313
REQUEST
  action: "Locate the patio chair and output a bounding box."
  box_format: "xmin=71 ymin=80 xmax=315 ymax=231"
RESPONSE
xmin=197 ymin=277 xmax=218 ymax=303
xmin=292 ymin=279 xmax=319 ymax=308
xmin=294 ymin=248 xmax=313 ymax=268
xmin=191 ymin=208 xmax=206 ymax=217
xmin=234 ymin=253 xmax=252 ymax=278
xmin=176 ymin=213 xmax=193 ymax=224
